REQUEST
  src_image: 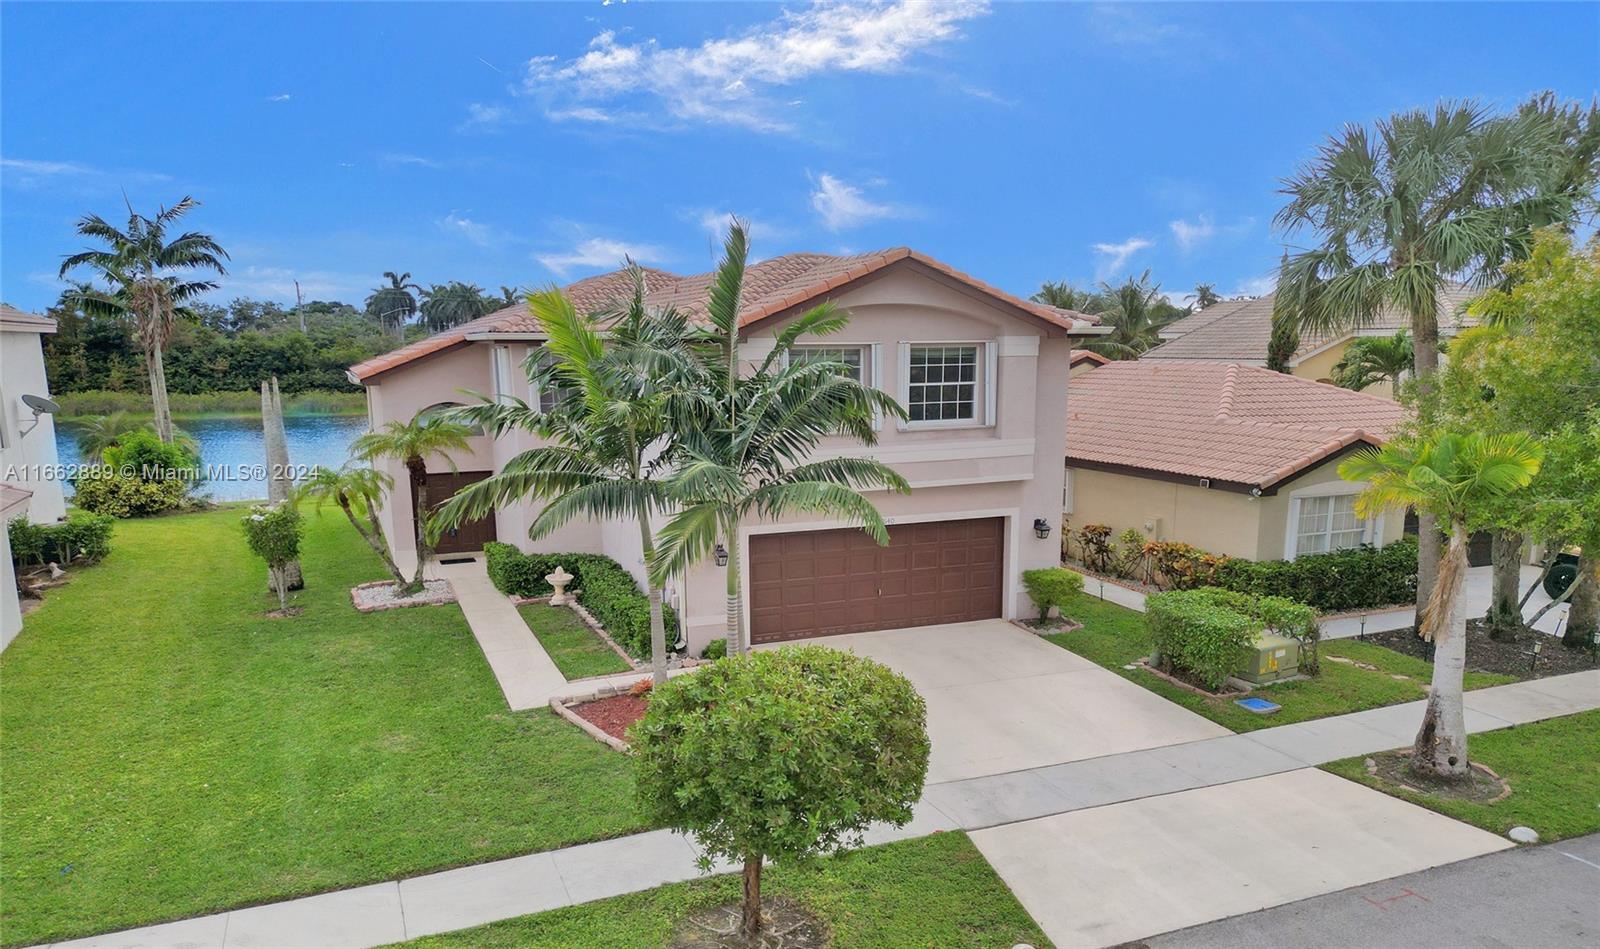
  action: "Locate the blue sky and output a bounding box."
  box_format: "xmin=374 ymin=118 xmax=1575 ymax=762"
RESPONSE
xmin=2 ymin=2 xmax=1595 ymax=313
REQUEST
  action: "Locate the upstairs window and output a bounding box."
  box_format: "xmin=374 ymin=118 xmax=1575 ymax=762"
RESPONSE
xmin=531 ymin=348 xmax=576 ymax=414
xmin=791 ymin=345 xmax=866 ymax=383
xmin=907 ymin=344 xmax=979 ymax=423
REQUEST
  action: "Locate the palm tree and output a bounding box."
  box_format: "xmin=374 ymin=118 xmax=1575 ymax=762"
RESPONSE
xmin=59 ymin=196 xmax=229 ymax=443
xmin=1031 ymin=280 xmax=1102 ymax=313
xmin=352 ymin=415 xmax=473 ymax=594
xmin=1080 ymin=270 xmax=1179 ymax=359
xmin=650 ymin=223 xmax=911 ymax=656
xmin=296 ymin=463 xmax=407 ymax=587
xmin=74 ymin=411 xmax=146 ymax=460
xmin=1332 ymin=330 xmax=1414 ymax=392
xmin=1339 ymin=431 xmax=1543 ymax=781
xmin=433 ymin=271 xmax=695 ymax=684
xmin=495 ymin=285 xmax=523 ymax=308
xmin=1193 ymin=283 xmax=1221 ymax=309
xmin=365 ymin=271 xmax=420 ymax=339
xmin=1274 ymin=96 xmax=1599 ymax=610
xmin=419 ymin=281 xmax=490 ymax=331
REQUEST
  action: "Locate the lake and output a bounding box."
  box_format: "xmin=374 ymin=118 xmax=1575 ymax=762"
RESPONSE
xmin=55 ymin=414 xmax=370 ymax=502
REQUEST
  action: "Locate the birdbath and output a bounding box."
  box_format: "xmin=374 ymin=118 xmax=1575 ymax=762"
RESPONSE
xmin=546 ymin=566 xmax=575 ymax=606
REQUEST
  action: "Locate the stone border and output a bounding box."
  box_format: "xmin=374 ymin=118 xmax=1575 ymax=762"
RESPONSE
xmin=1010 ymin=617 xmax=1084 ymax=637
xmin=1365 ymin=750 xmax=1514 ymax=804
xmin=1135 ymin=660 xmax=1258 ymax=698
xmin=511 ymin=593 xmax=646 ymax=672
xmin=550 ymin=683 xmax=637 ymax=753
xmin=349 ymin=579 xmax=457 ymax=613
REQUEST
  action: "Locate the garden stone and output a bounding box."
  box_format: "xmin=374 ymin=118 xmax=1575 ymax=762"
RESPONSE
xmin=1507 ymin=826 xmax=1539 ymax=844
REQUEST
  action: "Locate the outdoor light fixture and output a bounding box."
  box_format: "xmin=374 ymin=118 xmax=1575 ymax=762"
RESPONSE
xmin=1033 ymin=518 xmax=1051 ymax=539
xmin=714 ymin=543 xmax=728 ymax=567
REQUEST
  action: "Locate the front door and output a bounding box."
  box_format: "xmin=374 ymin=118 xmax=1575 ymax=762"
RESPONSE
xmin=418 ymin=471 xmax=497 ymax=555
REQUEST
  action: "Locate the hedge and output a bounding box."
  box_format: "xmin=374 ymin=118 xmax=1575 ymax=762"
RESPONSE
xmin=484 ymin=541 xmax=677 ymax=659
xmin=7 ymin=512 xmax=116 ymax=568
xmin=1209 ymin=537 xmax=1417 ymax=613
xmin=1146 ymin=587 xmax=1321 ymax=690
xmin=1021 ymin=567 xmax=1084 ymax=621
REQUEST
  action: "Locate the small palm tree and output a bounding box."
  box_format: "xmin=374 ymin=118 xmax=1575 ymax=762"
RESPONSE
xmin=296 ymin=463 xmax=407 ymax=586
xmin=1081 ymin=270 xmax=1179 ymax=359
xmin=365 ymin=271 xmax=421 ymax=339
xmin=419 ymin=281 xmax=490 ymax=331
xmin=650 ymin=223 xmax=910 ymax=656
xmin=352 ymin=415 xmax=473 ymax=593
xmin=1193 ymin=283 xmax=1221 ymax=309
xmin=1339 ymin=431 xmax=1543 ymax=781
xmin=1332 ymin=330 xmax=1414 ymax=392
xmin=74 ymin=412 xmax=202 ymax=462
xmin=59 ymin=196 xmax=229 ymax=443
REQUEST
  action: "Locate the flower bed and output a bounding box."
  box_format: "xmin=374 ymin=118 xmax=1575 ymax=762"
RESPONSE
xmin=551 ymin=681 xmax=653 ymax=753
xmin=349 ymin=578 xmax=455 ymax=612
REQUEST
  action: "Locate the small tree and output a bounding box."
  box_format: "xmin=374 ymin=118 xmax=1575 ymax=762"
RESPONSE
xmin=243 ymin=504 xmax=304 ymax=612
xmin=296 ymin=463 xmax=406 ymax=587
xmin=632 ymin=647 xmax=929 ymax=940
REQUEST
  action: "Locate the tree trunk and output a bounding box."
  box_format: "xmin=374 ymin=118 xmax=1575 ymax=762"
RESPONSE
xmin=639 ymin=519 xmax=668 ymax=685
xmin=1411 ymin=524 xmax=1470 ymax=782
xmin=1563 ymin=552 xmax=1597 ymax=649
xmin=1485 ymin=530 xmax=1523 ymax=642
xmin=725 ymin=519 xmax=744 ymax=656
xmin=271 ymin=566 xmax=288 ymax=612
xmin=146 ymin=342 xmax=174 ymax=444
xmin=1410 ymin=304 xmax=1441 ymax=615
xmin=261 ymin=378 xmax=302 ymax=591
xmin=339 ymin=495 xmax=407 ymax=587
xmin=407 ymin=459 xmax=429 ymax=594
xmin=740 ymin=855 xmax=763 ymax=940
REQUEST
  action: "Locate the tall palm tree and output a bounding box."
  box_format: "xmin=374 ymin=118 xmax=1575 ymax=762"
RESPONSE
xmin=1080 ymin=270 xmax=1179 ymax=359
xmin=1031 ymin=280 xmax=1101 ymax=314
xmin=1339 ymin=431 xmax=1543 ymax=781
xmin=1331 ymin=330 xmax=1414 ymax=392
xmin=352 ymin=415 xmax=472 ymax=594
xmin=1274 ymin=96 xmax=1599 ymax=610
xmin=59 ymin=196 xmax=229 ymax=443
xmin=650 ymin=223 xmax=911 ymax=656
xmin=496 ymin=285 xmax=523 ymax=308
xmin=1193 ymin=283 xmax=1222 ymax=309
xmin=433 ymin=273 xmax=696 ymax=684
xmin=365 ymin=271 xmax=420 ymax=339
xmin=296 ymin=463 xmax=407 ymax=587
xmin=418 ymin=281 xmax=490 ymax=331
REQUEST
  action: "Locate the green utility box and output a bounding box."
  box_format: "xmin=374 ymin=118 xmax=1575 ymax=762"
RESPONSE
xmin=1235 ymin=634 xmax=1301 ymax=685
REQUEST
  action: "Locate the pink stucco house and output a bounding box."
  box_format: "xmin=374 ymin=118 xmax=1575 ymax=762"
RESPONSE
xmin=348 ymin=248 xmax=1103 ymax=653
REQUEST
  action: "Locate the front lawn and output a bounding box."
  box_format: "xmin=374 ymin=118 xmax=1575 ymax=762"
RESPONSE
xmin=398 ymin=831 xmax=1050 ymax=949
xmin=1044 ymin=595 xmax=1515 ymax=732
xmin=518 ymin=602 xmax=632 ymax=680
xmin=0 ymin=506 xmax=646 ymax=947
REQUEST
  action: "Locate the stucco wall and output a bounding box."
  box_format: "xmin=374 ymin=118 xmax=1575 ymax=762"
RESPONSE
xmin=1293 ymin=340 xmax=1395 ymax=401
xmin=1254 ymin=456 xmax=1406 ymax=561
xmin=1067 ymin=467 xmax=1264 ymax=559
xmin=0 ymin=325 xmax=66 ymax=523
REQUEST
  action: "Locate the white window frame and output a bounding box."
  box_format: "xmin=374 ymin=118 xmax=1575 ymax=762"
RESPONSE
xmin=1283 ymin=482 xmax=1386 ymax=559
xmin=786 ymin=342 xmax=881 ymax=431
xmin=1062 ymin=466 xmax=1075 ymax=514
xmin=490 ymin=345 xmax=514 ymax=405
xmin=897 ymin=340 xmax=995 ymax=431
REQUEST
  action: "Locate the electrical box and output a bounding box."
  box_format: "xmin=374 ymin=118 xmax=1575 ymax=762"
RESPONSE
xmin=1235 ymin=634 xmax=1301 ymax=685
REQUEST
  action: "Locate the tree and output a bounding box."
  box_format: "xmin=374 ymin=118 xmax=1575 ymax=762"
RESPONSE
xmin=365 ymin=271 xmax=420 ymax=339
xmin=1339 ymin=431 xmax=1543 ymax=781
xmin=59 ymin=196 xmax=230 ymax=443
xmin=242 ymin=503 xmax=304 ymax=613
xmin=73 ymin=411 xmax=147 ymax=460
xmin=1079 ymin=270 xmax=1182 ymax=359
xmin=296 ymin=463 xmax=407 ymax=587
xmin=1193 ymin=283 xmax=1222 ymax=309
xmin=1331 ymin=330 xmax=1414 ymax=392
xmin=433 ymin=272 xmax=695 ymax=685
xmin=632 ymin=646 xmax=929 ymax=940
xmin=1274 ymin=95 xmax=1600 ymax=613
xmin=419 ymin=281 xmax=489 ymax=331
xmin=649 ymin=223 xmax=910 ymax=656
xmin=352 ymin=415 xmax=472 ymax=594
xmin=1031 ymin=280 xmax=1102 ymax=313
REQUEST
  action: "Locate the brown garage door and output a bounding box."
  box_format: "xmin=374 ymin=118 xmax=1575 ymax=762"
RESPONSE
xmin=749 ymin=517 xmax=1003 ymax=644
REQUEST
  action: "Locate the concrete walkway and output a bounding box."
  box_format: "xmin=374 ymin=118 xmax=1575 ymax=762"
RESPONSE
xmin=44 ymin=668 xmax=1599 ymax=949
xmin=431 ymin=557 xmax=566 ymax=711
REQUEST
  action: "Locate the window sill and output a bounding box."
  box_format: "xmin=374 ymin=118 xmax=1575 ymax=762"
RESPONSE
xmin=902 ymin=420 xmax=993 ymax=432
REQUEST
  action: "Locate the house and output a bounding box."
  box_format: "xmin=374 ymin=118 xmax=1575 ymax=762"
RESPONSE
xmin=349 ymin=248 xmax=1103 ymax=651
xmin=1063 ymin=360 xmax=1407 ymax=562
xmin=2 ymin=304 xmax=65 ymax=648
xmin=1068 ymin=349 xmax=1109 ymax=377
xmin=1144 ymin=287 xmax=1477 ymax=399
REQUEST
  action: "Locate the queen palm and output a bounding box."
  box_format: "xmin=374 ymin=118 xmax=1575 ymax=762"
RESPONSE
xmin=1081 ymin=270 xmax=1179 ymax=359
xmin=366 ymin=271 xmax=421 ymax=339
xmin=1339 ymin=431 xmax=1542 ymax=781
xmin=433 ymin=272 xmax=697 ymax=684
xmin=59 ymin=196 xmax=229 ymax=443
xmin=1331 ymin=330 xmax=1414 ymax=392
xmin=650 ymin=223 xmax=911 ymax=656
xmin=74 ymin=411 xmax=200 ymax=461
xmin=296 ymin=463 xmax=407 ymax=587
xmin=352 ymin=415 xmax=472 ymax=594
xmin=419 ymin=281 xmax=489 ymax=331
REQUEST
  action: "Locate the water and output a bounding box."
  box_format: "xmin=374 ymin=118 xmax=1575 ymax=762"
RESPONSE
xmin=55 ymin=414 xmax=370 ymax=502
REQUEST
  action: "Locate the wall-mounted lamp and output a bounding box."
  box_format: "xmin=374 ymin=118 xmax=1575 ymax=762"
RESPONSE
xmin=714 ymin=543 xmax=729 ymax=567
xmin=1033 ymin=518 xmax=1052 ymax=539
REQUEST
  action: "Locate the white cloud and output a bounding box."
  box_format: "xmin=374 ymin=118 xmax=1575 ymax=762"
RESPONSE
xmin=810 ymin=174 xmax=901 ymax=231
xmin=1 ymin=157 xmax=171 ymax=188
xmin=439 ymin=212 xmax=498 ymax=248
xmin=1233 ymin=274 xmax=1277 ymax=298
xmin=519 ymin=0 xmax=990 ymax=132
xmin=1092 ymin=236 xmax=1153 ymax=278
xmin=266 ymin=93 xmax=292 ymax=102
xmin=1169 ymin=216 xmax=1216 ymax=251
xmin=382 ymin=153 xmax=443 ymax=168
xmin=691 ymin=209 xmax=790 ymax=244
xmin=535 ymin=237 xmax=668 ymax=277
xmin=1087 ymin=4 xmax=1186 ymax=47
xmin=459 ymin=102 xmax=512 ymax=131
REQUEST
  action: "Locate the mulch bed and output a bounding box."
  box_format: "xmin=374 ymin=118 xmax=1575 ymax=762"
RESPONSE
xmin=570 ymin=692 xmax=649 ymax=742
xmin=672 ymin=897 xmax=830 ymax=948
xmin=1366 ymin=618 xmax=1596 ymax=679
xmin=1363 ymin=750 xmax=1511 ymax=804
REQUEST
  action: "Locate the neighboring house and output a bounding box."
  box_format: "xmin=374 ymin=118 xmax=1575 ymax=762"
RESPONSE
xmin=1068 ymin=349 xmax=1109 ymax=377
xmin=2 ymin=304 xmax=65 ymax=649
xmin=1144 ymin=287 xmax=1477 ymax=400
xmin=1063 ymin=360 xmax=1407 ymax=562
xmin=349 ymin=248 xmax=1103 ymax=651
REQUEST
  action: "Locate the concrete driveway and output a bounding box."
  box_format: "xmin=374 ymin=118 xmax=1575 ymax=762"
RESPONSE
xmin=794 ymin=619 xmax=1229 ymax=784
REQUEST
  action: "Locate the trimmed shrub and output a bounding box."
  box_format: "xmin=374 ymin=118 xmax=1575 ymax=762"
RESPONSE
xmin=242 ymin=504 xmax=303 ymax=611
xmin=71 ymin=474 xmax=190 ymax=518
xmin=8 ymin=512 xmax=115 ymax=567
xmin=482 ymin=542 xmax=677 ymax=659
xmin=1022 ymin=567 xmax=1085 ymax=621
xmin=1209 ymin=537 xmax=1417 ymax=612
xmin=1146 ymin=587 xmax=1321 ymax=689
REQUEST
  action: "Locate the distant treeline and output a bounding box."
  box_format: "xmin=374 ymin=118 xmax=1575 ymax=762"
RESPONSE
xmin=55 ymin=389 xmax=365 ymax=418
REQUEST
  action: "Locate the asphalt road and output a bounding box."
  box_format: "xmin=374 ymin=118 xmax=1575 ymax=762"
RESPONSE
xmin=1146 ymin=832 xmax=1600 ymax=949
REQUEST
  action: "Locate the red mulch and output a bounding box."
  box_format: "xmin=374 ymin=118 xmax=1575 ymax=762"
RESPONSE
xmin=571 ymin=693 xmax=649 ymax=742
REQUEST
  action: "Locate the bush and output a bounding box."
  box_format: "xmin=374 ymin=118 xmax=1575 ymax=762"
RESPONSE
xmin=1112 ymin=528 xmax=1147 ymax=580
xmin=1146 ymin=540 xmax=1230 ymax=590
xmin=700 ymin=639 xmax=727 ymax=661
xmin=632 ymin=646 xmax=929 ymax=939
xmin=1146 ymin=588 xmax=1321 ymax=689
xmin=483 ymin=542 xmax=678 ymax=659
xmin=1076 ymin=523 xmax=1113 ymax=572
xmin=1022 ymin=567 xmax=1085 ymax=620
xmin=1209 ymin=537 xmax=1417 ymax=612
xmin=8 ymin=512 xmax=115 ymax=568
xmin=103 ymin=429 xmax=201 ymax=479
xmin=72 ymin=474 xmax=190 ymax=517
xmin=242 ymin=504 xmax=303 ymax=611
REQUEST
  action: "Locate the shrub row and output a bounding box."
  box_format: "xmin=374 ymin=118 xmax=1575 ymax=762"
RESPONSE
xmin=7 ymin=512 xmax=115 ymax=567
xmin=484 ymin=541 xmax=678 ymax=659
xmin=72 ymin=474 xmax=191 ymax=518
xmin=1210 ymin=537 xmax=1417 ymax=613
xmin=1146 ymin=587 xmax=1321 ymax=690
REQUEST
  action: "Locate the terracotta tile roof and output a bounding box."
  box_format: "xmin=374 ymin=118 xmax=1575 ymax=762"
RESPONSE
xmin=349 ymin=249 xmax=1101 ymax=382
xmin=0 ymin=304 xmax=57 ymax=333
xmin=1143 ymin=286 xmax=1477 ymax=364
xmin=1065 ymin=360 xmax=1407 ymax=490
xmin=1070 ymin=349 xmax=1110 ymax=367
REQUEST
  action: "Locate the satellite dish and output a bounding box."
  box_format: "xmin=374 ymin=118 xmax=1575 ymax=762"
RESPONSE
xmin=21 ymin=394 xmax=60 ymax=415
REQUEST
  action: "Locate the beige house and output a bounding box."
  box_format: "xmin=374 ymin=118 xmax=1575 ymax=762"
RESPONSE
xmin=1064 ymin=360 xmax=1407 ymax=562
xmin=1 ymin=304 xmax=65 ymax=649
xmin=349 ymin=249 xmax=1104 ymax=652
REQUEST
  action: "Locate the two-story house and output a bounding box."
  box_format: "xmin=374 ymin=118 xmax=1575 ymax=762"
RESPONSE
xmin=348 ymin=249 xmax=1103 ymax=652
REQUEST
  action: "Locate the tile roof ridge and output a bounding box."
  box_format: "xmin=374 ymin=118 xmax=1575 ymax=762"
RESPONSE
xmin=1215 ymin=363 xmax=1241 ymax=421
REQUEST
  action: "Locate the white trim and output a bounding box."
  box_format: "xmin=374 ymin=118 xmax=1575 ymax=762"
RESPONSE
xmin=870 ymin=342 xmax=884 ymax=432
xmin=899 ymin=340 xmax=992 ymax=431
xmin=994 ymin=335 xmax=1039 ymax=357
xmin=807 ymin=437 xmax=1035 ymax=464
xmin=895 ymin=342 xmax=910 ymax=432
xmin=984 ymin=339 xmax=998 ymax=427
xmin=490 ymin=345 xmax=514 ymax=404
xmin=1063 ymin=467 xmax=1074 ymax=514
xmin=465 ymin=332 xmax=548 ymax=342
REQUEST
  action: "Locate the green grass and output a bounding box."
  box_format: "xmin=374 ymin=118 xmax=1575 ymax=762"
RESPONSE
xmin=0 ymin=507 xmax=646 ymax=947
xmin=397 ymin=831 xmax=1050 ymax=949
xmin=1044 ymin=595 xmax=1516 ymax=732
xmin=1325 ymin=710 xmax=1600 ymax=843
xmin=517 ymin=603 xmax=632 ymax=680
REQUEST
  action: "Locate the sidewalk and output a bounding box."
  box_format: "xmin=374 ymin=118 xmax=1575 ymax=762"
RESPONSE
xmin=432 ymin=557 xmax=566 ymax=710
xmin=45 ymin=667 xmax=1599 ymax=949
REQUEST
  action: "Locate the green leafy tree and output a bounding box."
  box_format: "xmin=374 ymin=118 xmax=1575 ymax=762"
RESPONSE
xmin=1340 ymin=431 xmax=1543 ymax=781
xmin=648 ymin=224 xmax=910 ymax=656
xmin=352 ymin=415 xmax=472 ymax=594
xmin=59 ymin=196 xmax=230 ymax=443
xmin=1332 ymin=330 xmax=1414 ymax=392
xmin=632 ymin=646 xmax=929 ymax=940
xmin=365 ymin=271 xmax=420 ymax=339
xmin=242 ymin=503 xmax=304 ymax=612
xmin=296 ymin=463 xmax=407 ymax=588
xmin=419 ymin=281 xmax=490 ymax=331
xmin=1080 ymin=270 xmax=1182 ymax=359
